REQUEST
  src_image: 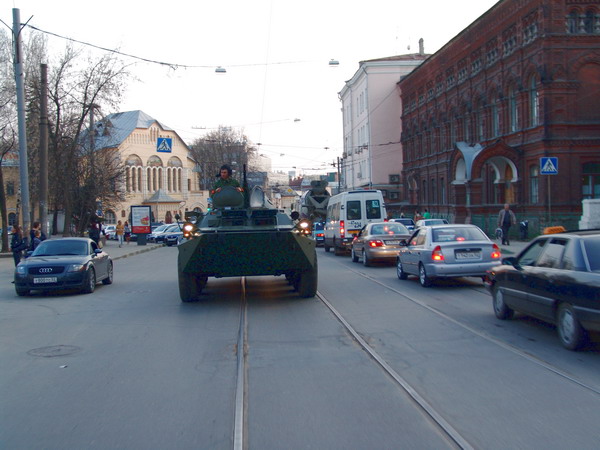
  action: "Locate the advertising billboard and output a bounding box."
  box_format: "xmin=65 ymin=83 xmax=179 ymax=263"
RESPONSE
xmin=130 ymin=205 xmax=151 ymax=234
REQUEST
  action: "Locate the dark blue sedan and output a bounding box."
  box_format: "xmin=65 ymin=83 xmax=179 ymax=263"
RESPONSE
xmin=14 ymin=238 xmax=113 ymax=296
xmin=485 ymin=229 xmax=600 ymax=350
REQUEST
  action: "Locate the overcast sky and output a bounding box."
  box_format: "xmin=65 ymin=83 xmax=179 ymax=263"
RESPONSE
xmin=7 ymin=0 xmax=499 ymax=174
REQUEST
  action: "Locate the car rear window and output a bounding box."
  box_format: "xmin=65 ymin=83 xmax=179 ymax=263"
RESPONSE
xmin=432 ymin=227 xmax=487 ymax=242
xmin=583 ymin=237 xmax=600 ymax=272
xmin=347 ymin=200 xmax=361 ymax=220
xmin=370 ymin=223 xmax=408 ymax=235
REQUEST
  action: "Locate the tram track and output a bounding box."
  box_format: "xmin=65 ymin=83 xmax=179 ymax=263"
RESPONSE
xmin=340 ymin=263 xmax=600 ymax=396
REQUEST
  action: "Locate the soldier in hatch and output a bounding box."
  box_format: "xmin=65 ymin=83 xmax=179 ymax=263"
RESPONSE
xmin=213 ymin=164 xmax=240 ymax=191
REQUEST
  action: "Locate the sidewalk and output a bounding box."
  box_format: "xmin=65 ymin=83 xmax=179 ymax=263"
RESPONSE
xmin=497 ymin=239 xmax=530 ymax=256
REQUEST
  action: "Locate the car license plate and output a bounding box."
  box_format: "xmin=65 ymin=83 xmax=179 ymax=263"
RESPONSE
xmin=33 ymin=277 xmax=57 ymax=284
xmin=456 ymin=252 xmax=480 ymax=260
xmin=385 ymin=240 xmax=399 ymax=245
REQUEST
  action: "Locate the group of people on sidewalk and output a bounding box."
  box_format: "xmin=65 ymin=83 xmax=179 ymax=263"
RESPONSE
xmin=115 ymin=220 xmax=131 ymax=247
xmin=10 ymin=221 xmax=47 ymax=266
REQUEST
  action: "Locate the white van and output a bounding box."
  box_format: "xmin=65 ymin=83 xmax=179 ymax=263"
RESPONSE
xmin=323 ymin=190 xmax=387 ymax=255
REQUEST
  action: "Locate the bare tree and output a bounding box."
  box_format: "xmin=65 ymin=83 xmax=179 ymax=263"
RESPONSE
xmin=189 ymin=127 xmax=257 ymax=190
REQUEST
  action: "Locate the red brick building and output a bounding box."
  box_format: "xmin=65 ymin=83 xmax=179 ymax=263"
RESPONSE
xmin=399 ymin=0 xmax=600 ymax=236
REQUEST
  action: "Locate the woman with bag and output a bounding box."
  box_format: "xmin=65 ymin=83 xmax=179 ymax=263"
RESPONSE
xmin=124 ymin=221 xmax=131 ymax=244
xmin=10 ymin=225 xmax=28 ymax=266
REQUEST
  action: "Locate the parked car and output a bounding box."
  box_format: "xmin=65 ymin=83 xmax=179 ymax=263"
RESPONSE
xmin=14 ymin=238 xmax=113 ymax=296
xmin=485 ymin=229 xmax=600 ymax=350
xmin=164 ymin=225 xmax=184 ymax=246
xmin=414 ymin=218 xmax=449 ymax=228
xmin=389 ymin=218 xmax=415 ymax=233
xmin=312 ymin=221 xmax=325 ymax=246
xmin=396 ymin=224 xmax=501 ymax=287
xmin=154 ymin=223 xmax=183 ymax=244
xmin=351 ymin=222 xmax=411 ymax=266
xmin=103 ymin=225 xmax=116 ymax=240
xmin=147 ymin=223 xmax=171 ymax=242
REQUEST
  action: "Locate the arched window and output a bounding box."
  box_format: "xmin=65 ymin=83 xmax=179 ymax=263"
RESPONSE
xmin=528 ymin=76 xmax=540 ymax=127
xmin=104 ymin=210 xmax=116 ymax=224
xmin=584 ymin=10 xmax=595 ymax=34
xmin=422 ymin=179 xmax=427 ymax=204
xmin=582 ymin=163 xmax=600 ymax=199
xmin=566 ymin=10 xmax=578 ymax=34
xmin=489 ymin=95 xmax=500 ymax=137
xmin=529 ymin=165 xmax=539 ymax=204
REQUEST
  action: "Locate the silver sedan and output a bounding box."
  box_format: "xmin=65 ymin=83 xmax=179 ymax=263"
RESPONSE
xmin=396 ymin=224 xmax=502 ymax=287
xmin=351 ymin=222 xmax=411 ymax=266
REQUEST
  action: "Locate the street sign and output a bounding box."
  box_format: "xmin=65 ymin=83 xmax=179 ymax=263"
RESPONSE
xmin=157 ymin=137 xmax=172 ymax=153
xmin=540 ymin=157 xmax=558 ymax=175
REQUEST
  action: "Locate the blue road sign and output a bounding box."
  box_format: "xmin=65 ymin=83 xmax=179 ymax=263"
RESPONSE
xmin=540 ymin=157 xmax=558 ymax=175
xmin=157 ymin=137 xmax=172 ymax=153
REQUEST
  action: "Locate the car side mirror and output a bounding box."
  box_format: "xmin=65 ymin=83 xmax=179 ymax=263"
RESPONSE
xmin=399 ymin=239 xmax=408 ymax=246
xmin=502 ymin=256 xmax=521 ymax=269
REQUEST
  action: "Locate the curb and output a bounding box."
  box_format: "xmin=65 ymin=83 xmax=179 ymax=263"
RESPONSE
xmin=111 ymin=244 xmax=163 ymax=260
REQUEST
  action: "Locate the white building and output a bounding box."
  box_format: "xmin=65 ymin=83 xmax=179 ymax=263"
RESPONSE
xmin=339 ymin=48 xmax=429 ymax=206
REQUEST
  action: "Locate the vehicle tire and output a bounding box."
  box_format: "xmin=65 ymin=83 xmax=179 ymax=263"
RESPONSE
xmin=102 ymin=261 xmax=114 ymax=285
xmin=16 ymin=287 xmax=29 ymax=296
xmin=362 ymin=249 xmax=371 ymax=267
xmin=557 ymin=303 xmax=587 ymax=351
xmin=351 ymin=248 xmax=359 ymax=263
xmin=492 ymin=286 xmax=514 ymax=320
xmin=324 ymin=243 xmax=331 ymax=253
xmin=418 ymin=263 xmax=432 ymax=287
xmin=297 ymin=256 xmax=318 ymax=298
xmin=197 ymin=275 xmax=208 ymax=293
xmin=333 ymin=240 xmax=344 ymax=256
xmin=178 ymin=270 xmax=199 ymax=302
xmin=82 ymin=267 xmax=96 ymax=294
xmin=396 ymin=258 xmax=407 ymax=280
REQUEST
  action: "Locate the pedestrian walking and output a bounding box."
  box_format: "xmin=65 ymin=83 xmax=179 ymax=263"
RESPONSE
xmin=423 ymin=209 xmax=431 ymax=219
xmin=497 ymin=203 xmax=517 ymax=245
xmin=116 ymin=220 xmax=124 ymax=247
xmin=10 ymin=225 xmax=28 ymax=267
xmin=124 ymin=221 xmax=131 ymax=244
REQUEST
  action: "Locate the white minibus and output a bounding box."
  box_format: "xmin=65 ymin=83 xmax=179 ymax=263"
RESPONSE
xmin=323 ymin=190 xmax=387 ymax=255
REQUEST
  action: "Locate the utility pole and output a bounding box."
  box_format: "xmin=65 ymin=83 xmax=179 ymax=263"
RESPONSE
xmin=39 ymin=64 xmax=49 ymax=235
xmin=12 ymin=8 xmax=31 ymax=233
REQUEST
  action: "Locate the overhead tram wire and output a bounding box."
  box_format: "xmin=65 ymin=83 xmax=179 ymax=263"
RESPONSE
xmin=23 ymin=24 xmax=317 ymax=71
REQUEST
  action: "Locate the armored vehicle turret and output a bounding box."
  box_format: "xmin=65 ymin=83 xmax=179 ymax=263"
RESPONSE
xmin=177 ymin=185 xmax=318 ymax=302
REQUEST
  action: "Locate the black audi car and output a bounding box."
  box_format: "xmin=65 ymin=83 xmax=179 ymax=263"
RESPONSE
xmin=485 ymin=229 xmax=600 ymax=350
xmin=14 ymin=238 xmax=113 ymax=296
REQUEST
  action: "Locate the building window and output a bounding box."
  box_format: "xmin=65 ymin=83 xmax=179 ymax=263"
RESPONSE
xmin=566 ymin=11 xmax=578 ymax=33
xmin=582 ymin=162 xmax=600 ymax=199
xmin=530 ymin=165 xmax=539 ymax=204
xmin=440 ymin=177 xmax=446 ymax=204
xmin=528 ymin=76 xmax=539 ymax=127
xmin=389 ymin=174 xmax=400 ymax=183
xmin=422 ymin=179 xmax=427 ymax=204
xmin=491 ymin=101 xmax=499 ymax=137
xmin=431 ymin=178 xmax=436 ymax=203
xmin=509 ymin=85 xmax=519 ymax=132
xmin=6 ymin=181 xmax=14 ymax=196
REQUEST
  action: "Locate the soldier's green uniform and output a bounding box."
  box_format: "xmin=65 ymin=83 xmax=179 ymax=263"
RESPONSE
xmin=213 ymin=177 xmax=241 ymax=190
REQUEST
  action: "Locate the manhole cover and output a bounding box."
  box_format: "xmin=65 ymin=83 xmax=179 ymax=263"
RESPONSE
xmin=27 ymin=345 xmax=81 ymax=357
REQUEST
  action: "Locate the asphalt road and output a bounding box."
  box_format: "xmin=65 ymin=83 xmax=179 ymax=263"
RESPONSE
xmin=1 ymin=243 xmax=598 ymax=449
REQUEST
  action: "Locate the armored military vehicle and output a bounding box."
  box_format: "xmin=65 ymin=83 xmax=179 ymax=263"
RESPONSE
xmin=177 ymin=184 xmax=318 ymax=302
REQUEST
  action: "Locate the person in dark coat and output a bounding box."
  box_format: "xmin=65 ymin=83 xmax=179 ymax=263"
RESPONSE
xmin=28 ymin=221 xmax=46 ymax=251
xmin=497 ymin=203 xmax=517 ymax=245
xmin=11 ymin=225 xmax=28 ymax=266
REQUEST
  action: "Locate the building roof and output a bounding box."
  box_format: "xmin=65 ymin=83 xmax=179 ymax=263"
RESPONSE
xmin=87 ymin=110 xmax=177 ymax=151
xmin=360 ymin=53 xmax=431 ymax=64
xmin=144 ymin=189 xmax=178 ymax=203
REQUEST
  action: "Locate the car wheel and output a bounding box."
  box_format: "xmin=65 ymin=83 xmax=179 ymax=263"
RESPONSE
xmin=102 ymin=261 xmax=114 ymax=285
xmin=362 ymin=249 xmax=371 ymax=267
xmin=297 ymin=254 xmax=318 ymax=298
xmin=418 ymin=263 xmax=432 ymax=287
xmin=351 ymin=248 xmax=359 ymax=263
xmin=82 ymin=267 xmax=96 ymax=294
xmin=333 ymin=240 xmax=344 ymax=256
xmin=16 ymin=287 xmax=29 ymax=296
xmin=396 ymin=258 xmax=407 ymax=280
xmin=324 ymin=242 xmax=330 ymax=253
xmin=492 ymin=286 xmax=514 ymax=320
xmin=557 ymin=303 xmax=587 ymax=351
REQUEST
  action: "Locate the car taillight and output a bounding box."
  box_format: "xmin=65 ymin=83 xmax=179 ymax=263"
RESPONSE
xmin=432 ymin=245 xmax=444 ymax=262
xmin=316 ymin=233 xmax=324 ymax=237
xmin=491 ymin=243 xmax=501 ymax=259
xmin=340 ymin=220 xmax=345 ymax=238
xmin=368 ymin=239 xmax=384 ymax=247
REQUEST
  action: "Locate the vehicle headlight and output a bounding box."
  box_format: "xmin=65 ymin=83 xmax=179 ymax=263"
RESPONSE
xmin=67 ymin=263 xmax=86 ymax=272
xmin=295 ymin=219 xmax=312 ymax=235
xmin=16 ymin=265 xmax=26 ymax=275
xmin=182 ymin=222 xmax=199 ymax=238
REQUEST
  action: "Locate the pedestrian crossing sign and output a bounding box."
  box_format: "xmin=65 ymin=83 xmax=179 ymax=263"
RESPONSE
xmin=540 ymin=157 xmax=558 ymax=175
xmin=157 ymin=137 xmax=172 ymax=153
